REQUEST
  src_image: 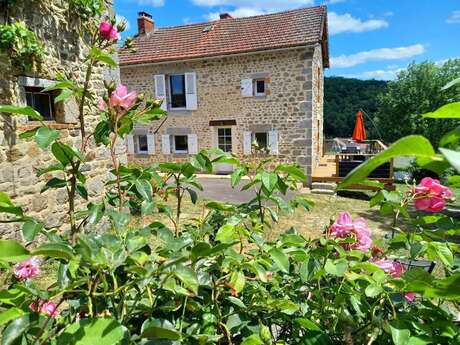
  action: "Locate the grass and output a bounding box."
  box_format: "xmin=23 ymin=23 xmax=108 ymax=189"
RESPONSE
xmin=135 ymin=191 xmax=393 ymax=242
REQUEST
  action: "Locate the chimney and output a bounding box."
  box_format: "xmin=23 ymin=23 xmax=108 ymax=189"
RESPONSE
xmin=219 ymin=13 xmax=232 ymax=20
xmin=138 ymin=11 xmax=154 ymax=35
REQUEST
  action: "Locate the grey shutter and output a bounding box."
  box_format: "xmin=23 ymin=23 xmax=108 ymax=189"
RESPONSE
xmin=127 ymin=135 xmax=134 ymax=154
xmin=243 ymin=131 xmax=252 ymax=155
xmin=185 ymin=72 xmax=198 ymax=110
xmin=154 ymin=75 xmax=167 ymax=111
xmin=188 ymin=134 xmax=198 ymax=155
xmin=268 ymin=131 xmax=279 ymax=155
xmin=147 ymin=134 xmax=155 ymax=155
xmin=161 ymin=134 xmax=171 ymax=154
xmin=241 ymin=79 xmax=253 ymax=97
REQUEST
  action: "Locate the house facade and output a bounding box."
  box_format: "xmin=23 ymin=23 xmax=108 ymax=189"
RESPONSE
xmin=0 ymin=1 xmax=122 ymax=238
xmin=119 ymin=7 xmax=329 ymax=180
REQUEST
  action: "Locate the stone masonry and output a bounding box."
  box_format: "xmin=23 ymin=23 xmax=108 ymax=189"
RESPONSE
xmin=120 ymin=45 xmax=325 ymax=179
xmin=0 ymin=0 xmax=124 ymax=238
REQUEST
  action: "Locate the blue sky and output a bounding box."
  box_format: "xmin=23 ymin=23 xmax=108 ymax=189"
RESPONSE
xmin=114 ymin=0 xmax=460 ymax=80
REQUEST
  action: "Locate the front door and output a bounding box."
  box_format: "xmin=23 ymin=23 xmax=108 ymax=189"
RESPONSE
xmin=215 ymin=127 xmax=234 ymax=174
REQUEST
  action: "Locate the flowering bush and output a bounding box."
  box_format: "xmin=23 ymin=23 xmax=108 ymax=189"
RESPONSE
xmin=0 ymin=8 xmax=460 ymax=345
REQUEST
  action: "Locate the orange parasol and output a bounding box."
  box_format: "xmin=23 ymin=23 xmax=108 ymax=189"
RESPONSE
xmin=352 ymin=111 xmax=367 ymax=143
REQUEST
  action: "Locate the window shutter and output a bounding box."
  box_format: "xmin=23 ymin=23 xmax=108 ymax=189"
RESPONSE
xmin=243 ymin=131 xmax=252 ymax=155
xmin=241 ymin=79 xmax=253 ymax=97
xmin=161 ymin=134 xmax=171 ymax=154
xmin=268 ymin=131 xmax=279 ymax=155
xmin=147 ymin=134 xmax=155 ymax=155
xmin=185 ymin=72 xmax=198 ymax=110
xmin=188 ymin=134 xmax=198 ymax=155
xmin=154 ymin=75 xmax=167 ymax=111
xmin=126 ymin=135 xmax=134 ymax=154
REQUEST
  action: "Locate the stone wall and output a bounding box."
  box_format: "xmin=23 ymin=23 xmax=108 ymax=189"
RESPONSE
xmin=120 ymin=45 xmax=324 ymax=180
xmin=0 ymin=0 xmax=123 ymax=238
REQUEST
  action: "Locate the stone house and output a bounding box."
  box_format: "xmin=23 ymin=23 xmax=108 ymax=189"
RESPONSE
xmin=119 ymin=6 xmax=329 ymax=180
xmin=0 ymin=1 xmax=122 ymax=237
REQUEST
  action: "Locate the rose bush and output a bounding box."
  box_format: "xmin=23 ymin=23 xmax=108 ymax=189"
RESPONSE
xmin=0 ymin=7 xmax=460 ymax=345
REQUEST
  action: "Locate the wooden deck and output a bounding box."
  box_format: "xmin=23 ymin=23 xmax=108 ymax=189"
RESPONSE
xmin=312 ymin=155 xmax=395 ymax=191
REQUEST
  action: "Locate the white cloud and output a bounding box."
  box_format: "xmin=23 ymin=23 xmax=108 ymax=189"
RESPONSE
xmin=447 ymin=10 xmax=460 ymax=24
xmin=136 ymin=0 xmax=165 ymax=7
xmin=116 ymin=15 xmax=130 ymax=31
xmin=207 ymin=7 xmax=267 ymax=20
xmin=339 ymin=68 xmax=404 ymax=80
xmin=328 ymin=12 xmax=388 ymax=35
xmin=331 ymin=44 xmax=426 ymax=68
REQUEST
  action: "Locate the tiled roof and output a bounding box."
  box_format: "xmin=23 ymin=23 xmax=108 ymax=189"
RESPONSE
xmin=119 ymin=6 xmax=329 ymax=67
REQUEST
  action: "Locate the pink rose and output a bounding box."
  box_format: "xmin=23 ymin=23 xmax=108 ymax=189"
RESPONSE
xmin=14 ymin=256 xmax=41 ymax=280
xmin=99 ymin=21 xmax=120 ymax=41
xmin=110 ymin=84 xmax=137 ymax=110
xmin=329 ymin=212 xmax=373 ymax=252
xmin=403 ymin=292 xmax=416 ymax=302
xmin=30 ymin=300 xmax=59 ymax=317
xmin=371 ymin=258 xmax=405 ymax=278
xmin=414 ymin=177 xmax=453 ymax=213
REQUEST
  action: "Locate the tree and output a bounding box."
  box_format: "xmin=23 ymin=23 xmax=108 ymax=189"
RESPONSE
xmin=324 ymin=77 xmax=387 ymax=139
xmin=375 ymin=59 xmax=460 ymax=145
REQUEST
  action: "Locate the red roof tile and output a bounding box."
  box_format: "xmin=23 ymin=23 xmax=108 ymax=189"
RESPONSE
xmin=119 ymin=6 xmax=329 ymax=67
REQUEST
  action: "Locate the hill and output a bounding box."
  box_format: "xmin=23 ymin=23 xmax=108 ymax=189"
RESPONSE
xmin=324 ymin=77 xmax=387 ymax=139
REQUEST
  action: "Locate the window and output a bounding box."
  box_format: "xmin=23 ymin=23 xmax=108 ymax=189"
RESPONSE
xmin=25 ymin=87 xmax=55 ymax=121
xmin=135 ymin=135 xmax=149 ymax=154
xmin=218 ymin=128 xmax=232 ymax=153
xmin=173 ymin=135 xmax=188 ymax=153
xmin=254 ymin=79 xmax=266 ymax=97
xmin=254 ymin=132 xmax=268 ymax=149
xmin=169 ymin=75 xmax=186 ymax=109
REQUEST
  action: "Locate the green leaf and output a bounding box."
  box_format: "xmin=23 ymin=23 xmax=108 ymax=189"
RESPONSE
xmin=261 ymin=172 xmax=278 ymax=192
xmin=440 ymin=127 xmax=460 ymax=147
xmin=87 ymin=203 xmax=105 ymax=224
xmin=31 ymin=243 xmax=74 ymax=261
xmin=230 ymin=271 xmax=246 ymax=293
xmin=36 ymin=163 xmax=65 ymax=177
xmin=76 ymin=184 xmax=88 ymax=200
xmin=228 ymin=296 xmax=246 ymax=308
xmin=0 ymin=307 xmax=26 ymax=327
xmin=440 ymin=148 xmax=460 ymax=173
xmin=22 ymin=220 xmax=42 ymax=242
xmin=0 ymin=240 xmax=30 ymax=262
xmin=135 ymin=179 xmax=153 ymax=202
xmin=276 ymin=165 xmax=307 ymax=182
xmin=54 ymin=89 xmax=73 ymax=103
xmin=269 ymin=248 xmax=290 ymax=273
xmin=231 ymin=167 xmax=245 ymax=188
xmin=186 ymin=188 xmax=198 ymax=204
xmin=19 ymin=127 xmax=39 ymax=140
xmin=422 ymin=102 xmax=460 ymax=119
xmin=42 ymin=80 xmax=76 ymax=93
xmin=174 ymin=265 xmax=199 ymax=294
xmin=0 ymin=192 xmax=23 ymax=216
xmin=89 ymin=47 xmax=117 ymax=67
xmin=427 ymin=242 xmax=453 ymax=267
xmin=41 ymin=177 xmax=67 ymax=193
xmin=141 ymin=318 xmax=181 ymax=340
xmin=0 ymin=105 xmax=43 ymax=121
xmin=295 ymin=318 xmax=321 ymax=331
xmin=325 ymin=258 xmax=348 ymax=277
xmin=1 ymin=313 xmax=38 ymax=345
xmin=241 ymin=334 xmax=263 ymax=345
xmin=35 ymin=127 xmax=59 ymax=149
xmin=339 ymin=136 xmax=436 ymax=188
xmin=390 ymin=321 xmax=411 ymax=345
xmin=57 ymin=318 xmax=127 ymax=345
xmin=365 ymin=284 xmax=383 ymax=297
xmin=51 ymin=142 xmax=83 ymax=167
xmin=216 ymin=224 xmax=236 ymax=243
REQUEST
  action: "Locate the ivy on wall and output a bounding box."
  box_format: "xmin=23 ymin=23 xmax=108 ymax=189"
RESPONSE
xmin=0 ymin=21 xmax=44 ymax=72
xmin=69 ymin=0 xmax=106 ymax=20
